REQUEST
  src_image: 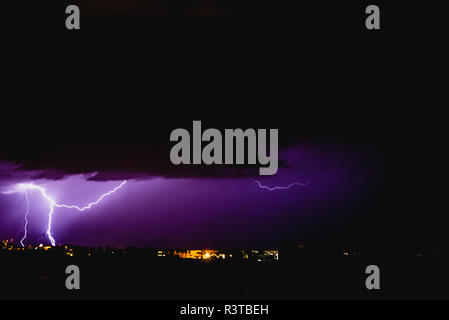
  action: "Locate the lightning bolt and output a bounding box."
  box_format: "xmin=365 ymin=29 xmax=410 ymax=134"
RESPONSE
xmin=20 ymin=190 xmax=30 ymax=247
xmin=54 ymin=181 xmax=127 ymax=211
xmin=3 ymin=180 xmax=127 ymax=246
xmin=254 ymin=180 xmax=310 ymax=191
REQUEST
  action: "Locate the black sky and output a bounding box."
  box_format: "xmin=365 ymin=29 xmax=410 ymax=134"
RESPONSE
xmin=1 ymin=1 xmax=445 ymax=251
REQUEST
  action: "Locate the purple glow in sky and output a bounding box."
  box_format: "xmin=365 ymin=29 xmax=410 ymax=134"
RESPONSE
xmin=2 ymin=180 xmax=127 ymax=246
xmin=0 ymin=143 xmax=386 ymax=249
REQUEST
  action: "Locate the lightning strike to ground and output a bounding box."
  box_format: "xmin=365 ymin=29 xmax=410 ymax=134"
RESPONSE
xmin=20 ymin=191 xmax=30 ymax=247
xmin=3 ymin=180 xmax=127 ymax=246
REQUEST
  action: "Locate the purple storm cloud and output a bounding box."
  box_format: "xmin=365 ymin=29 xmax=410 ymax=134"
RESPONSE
xmin=0 ymin=142 xmax=386 ymax=249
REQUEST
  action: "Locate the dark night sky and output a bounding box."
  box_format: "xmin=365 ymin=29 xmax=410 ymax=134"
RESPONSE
xmin=1 ymin=1 xmax=444 ymax=252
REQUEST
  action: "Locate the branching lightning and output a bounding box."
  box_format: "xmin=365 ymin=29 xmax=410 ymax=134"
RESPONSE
xmin=4 ymin=178 xmax=307 ymax=246
xmin=254 ymin=180 xmax=310 ymax=191
xmin=55 ymin=181 xmax=128 ymax=211
xmin=3 ymin=180 xmax=127 ymax=246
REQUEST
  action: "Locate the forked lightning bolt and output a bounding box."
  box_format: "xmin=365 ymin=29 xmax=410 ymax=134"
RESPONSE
xmin=254 ymin=180 xmax=310 ymax=191
xmin=5 ymin=179 xmax=305 ymax=246
xmin=3 ymin=181 xmax=127 ymax=246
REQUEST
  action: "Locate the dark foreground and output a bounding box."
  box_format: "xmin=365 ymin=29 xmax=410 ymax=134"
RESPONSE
xmin=1 ymin=252 xmax=448 ymax=300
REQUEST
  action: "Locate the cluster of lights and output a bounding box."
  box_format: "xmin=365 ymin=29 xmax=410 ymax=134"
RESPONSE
xmin=170 ymin=249 xmax=278 ymax=261
xmin=1 ymin=240 xmax=54 ymax=251
xmin=171 ymin=249 xmax=225 ymax=260
xmin=2 ymin=242 xmax=281 ymax=262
